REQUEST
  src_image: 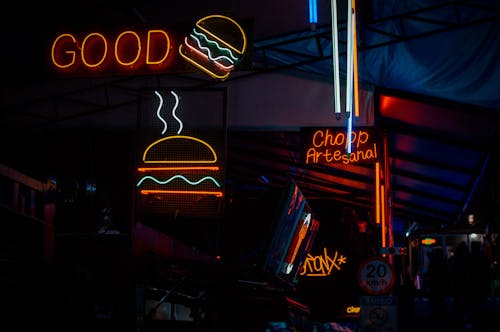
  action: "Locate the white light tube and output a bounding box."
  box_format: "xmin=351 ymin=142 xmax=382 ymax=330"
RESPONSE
xmin=352 ymin=0 xmax=360 ymax=118
xmin=331 ymin=0 xmax=341 ymax=119
xmin=345 ymin=0 xmax=353 ymax=116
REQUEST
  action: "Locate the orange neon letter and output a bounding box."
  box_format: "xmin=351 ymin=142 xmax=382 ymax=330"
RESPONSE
xmin=81 ymin=33 xmax=108 ymax=68
xmin=51 ymin=34 xmax=77 ymax=69
xmin=146 ymin=30 xmax=170 ymax=65
xmin=312 ymin=130 xmax=324 ymax=147
xmin=115 ymin=31 xmax=141 ymax=66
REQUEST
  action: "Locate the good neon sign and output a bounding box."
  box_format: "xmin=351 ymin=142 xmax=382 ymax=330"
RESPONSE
xmin=50 ymin=29 xmax=173 ymax=74
xmin=49 ymin=15 xmax=247 ymax=79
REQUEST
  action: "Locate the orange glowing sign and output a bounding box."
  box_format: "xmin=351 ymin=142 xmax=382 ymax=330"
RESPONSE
xmin=300 ymin=247 xmax=347 ymax=277
xmin=302 ymin=127 xmax=378 ymax=165
xmin=140 ymin=189 xmax=223 ymax=197
xmin=135 ymin=89 xmax=225 ymax=219
xmin=421 ymin=237 xmax=437 ymax=245
xmin=141 ymin=135 xmax=218 ymax=164
xmin=346 ymin=305 xmax=361 ymax=314
xmin=136 ymin=90 xmax=223 ymax=199
xmin=50 ymin=15 xmax=247 ymax=80
xmin=51 ymin=29 xmax=173 ymax=74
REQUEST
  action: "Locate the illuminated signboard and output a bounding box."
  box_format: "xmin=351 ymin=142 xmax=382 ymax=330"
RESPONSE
xmin=281 ymin=211 xmax=320 ymax=276
xmin=50 ymin=28 xmax=175 ymax=75
xmin=135 ymin=89 xmax=226 ymax=220
xmin=179 ymin=15 xmax=247 ymax=80
xmin=300 ymin=247 xmax=347 ymax=277
xmin=264 ymin=179 xmax=320 ymax=287
xmin=301 ymin=127 xmax=378 ymax=165
xmin=421 ymin=237 xmax=437 ymax=245
xmin=346 ymin=305 xmax=361 ymax=315
xmin=49 ymin=15 xmax=248 ymax=80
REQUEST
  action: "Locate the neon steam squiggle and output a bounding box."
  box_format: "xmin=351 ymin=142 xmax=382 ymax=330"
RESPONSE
xmin=154 ymin=90 xmax=183 ymax=135
xmin=170 ymin=91 xmax=183 ymax=135
xmin=154 ymin=90 xmax=168 ymax=135
xmin=155 ymin=91 xmax=183 ymax=135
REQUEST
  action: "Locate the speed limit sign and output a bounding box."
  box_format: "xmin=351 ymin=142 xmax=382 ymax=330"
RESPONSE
xmin=357 ymin=258 xmax=395 ymax=295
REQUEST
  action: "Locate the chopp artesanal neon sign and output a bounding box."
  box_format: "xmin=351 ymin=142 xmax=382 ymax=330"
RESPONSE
xmin=49 ymin=15 xmax=248 ymax=80
xmin=302 ymin=127 xmax=378 ymax=165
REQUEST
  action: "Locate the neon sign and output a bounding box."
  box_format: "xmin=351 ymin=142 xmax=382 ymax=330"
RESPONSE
xmin=346 ymin=305 xmax=361 ymax=314
xmin=300 ymin=247 xmax=347 ymax=277
xmin=421 ymin=237 xmax=437 ymax=245
xmin=141 ymin=136 xmax=218 ymax=164
xmin=179 ymin=15 xmax=247 ymax=80
xmin=302 ymin=127 xmax=378 ymax=165
xmin=136 ymin=90 xmax=224 ymax=200
xmin=50 ymin=29 xmax=173 ymax=74
xmin=50 ymin=15 xmax=247 ymax=80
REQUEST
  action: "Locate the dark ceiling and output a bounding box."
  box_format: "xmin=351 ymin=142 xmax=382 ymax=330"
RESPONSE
xmin=1 ymin=0 xmax=500 ymax=237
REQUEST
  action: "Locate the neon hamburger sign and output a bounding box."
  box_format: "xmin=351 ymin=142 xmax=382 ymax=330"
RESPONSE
xmin=179 ymin=15 xmax=247 ymax=80
xmin=49 ymin=15 xmax=247 ymax=80
xmin=135 ymin=89 xmax=226 ymax=219
xmin=136 ymin=90 xmax=224 ymax=198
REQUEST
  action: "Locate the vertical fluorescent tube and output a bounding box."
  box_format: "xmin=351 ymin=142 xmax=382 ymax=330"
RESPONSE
xmin=344 ymin=0 xmax=355 ymax=154
xmin=346 ymin=111 xmax=353 ymax=154
xmin=309 ymin=0 xmax=318 ymax=25
xmin=375 ymin=162 xmax=380 ymax=224
xmin=352 ymin=0 xmax=360 ymax=118
xmin=331 ymin=0 xmax=341 ymax=118
xmin=382 ymin=131 xmax=393 ymax=260
xmin=380 ymin=184 xmax=386 ymax=248
xmin=345 ymin=0 xmax=353 ymax=116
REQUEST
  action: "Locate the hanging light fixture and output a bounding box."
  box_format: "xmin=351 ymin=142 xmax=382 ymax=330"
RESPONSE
xmin=330 ymin=0 xmax=342 ymax=119
xmin=309 ymin=0 xmax=318 ymax=29
xmin=331 ymin=0 xmax=360 ymax=154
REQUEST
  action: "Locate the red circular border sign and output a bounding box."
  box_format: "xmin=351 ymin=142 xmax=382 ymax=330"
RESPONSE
xmin=357 ymin=258 xmax=395 ymax=295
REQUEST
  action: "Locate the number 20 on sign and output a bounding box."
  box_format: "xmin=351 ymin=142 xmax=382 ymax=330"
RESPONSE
xmin=357 ymin=258 xmax=395 ymax=295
